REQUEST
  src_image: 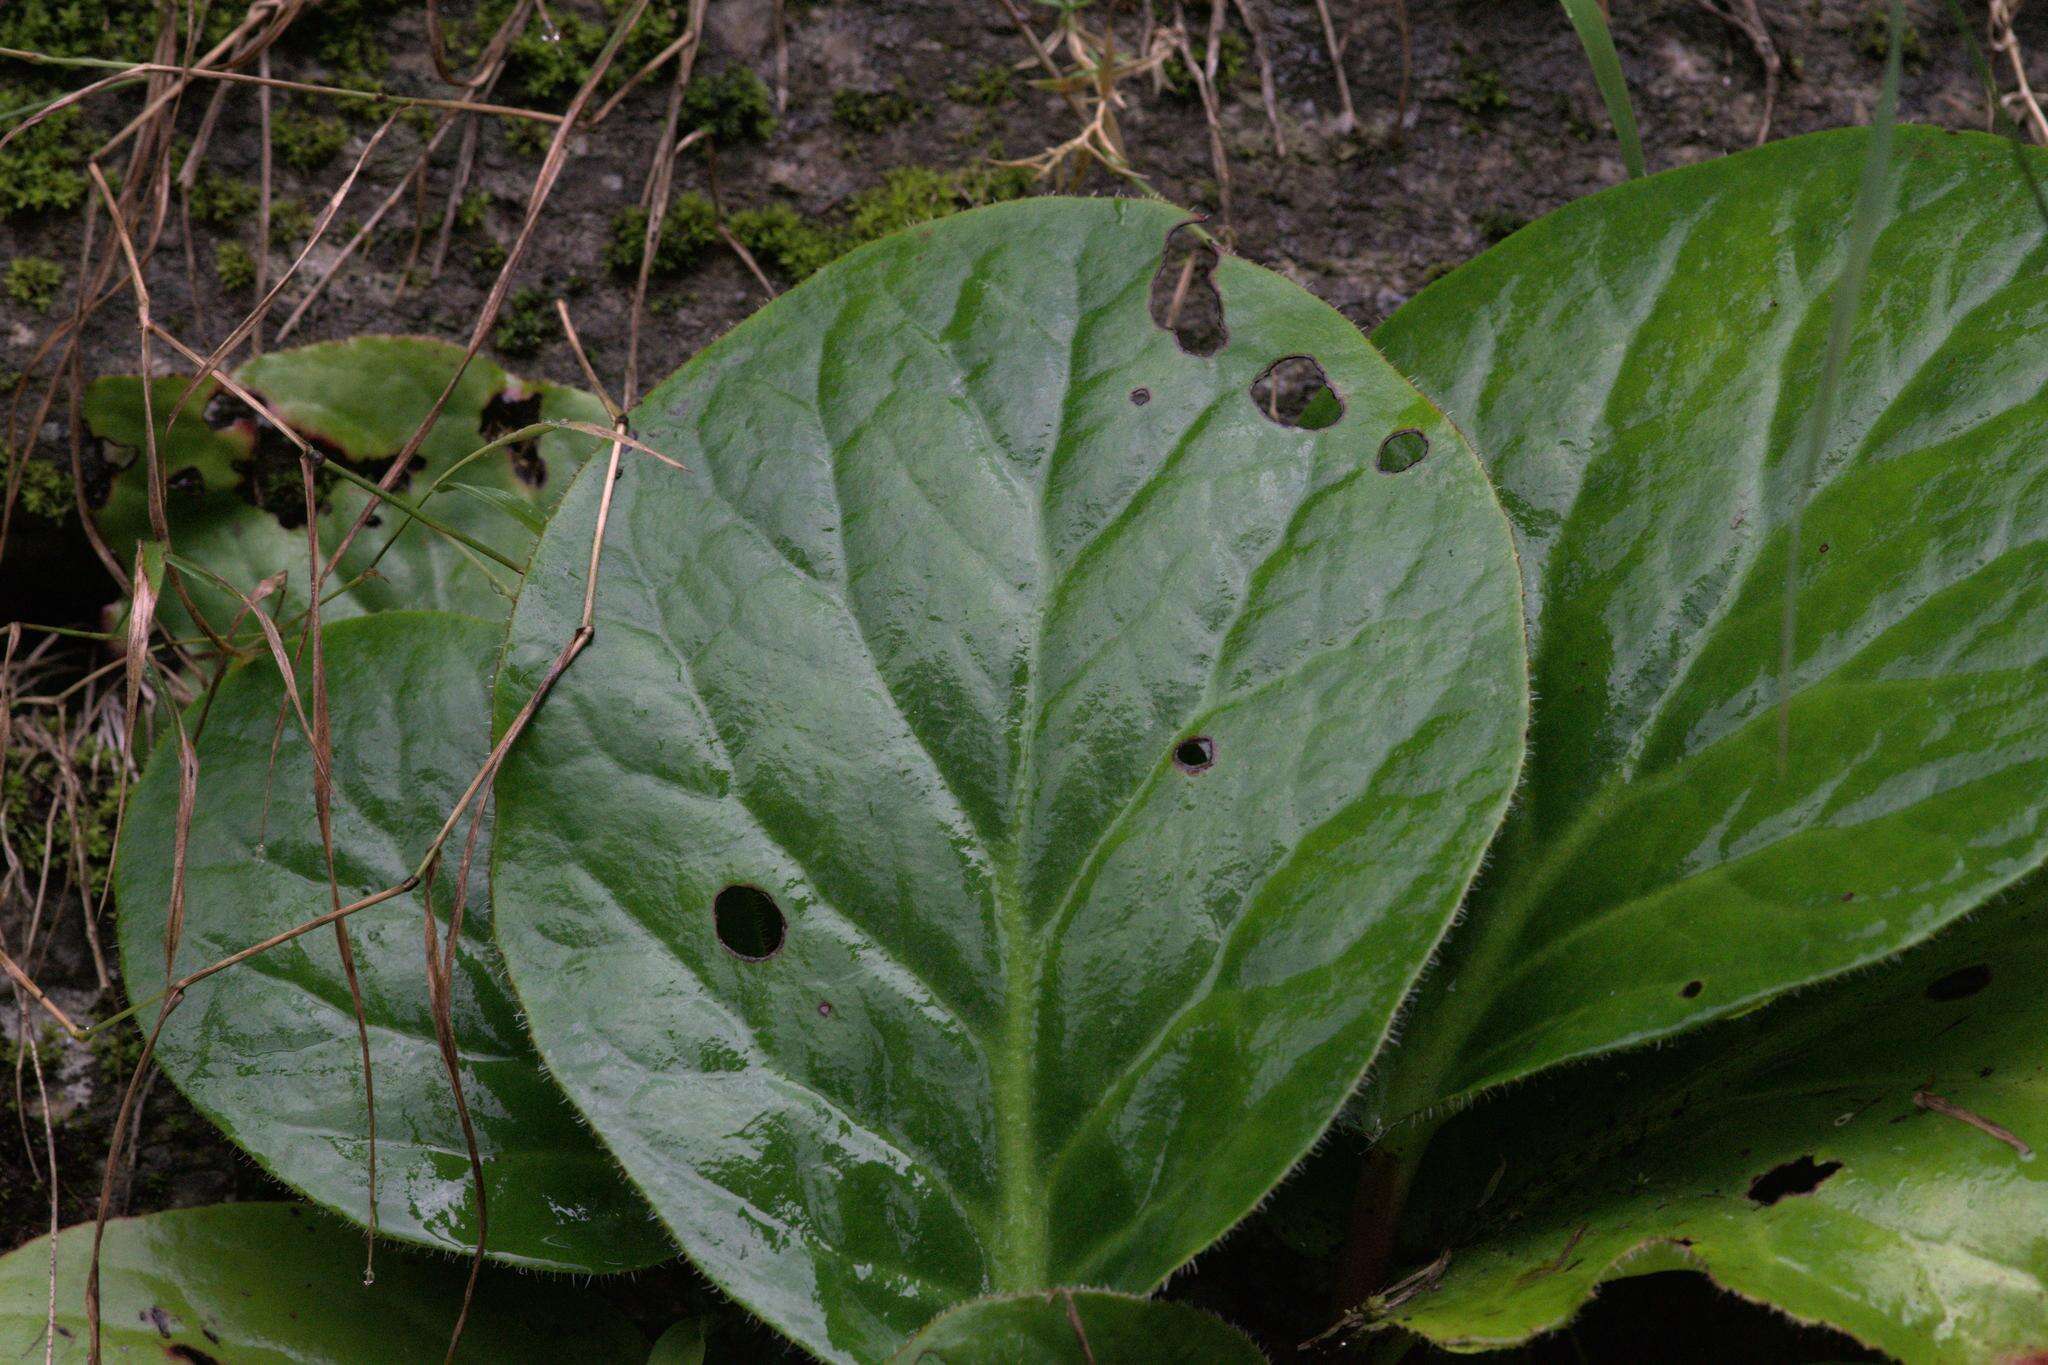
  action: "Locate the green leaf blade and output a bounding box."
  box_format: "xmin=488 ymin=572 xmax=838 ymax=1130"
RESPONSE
xmin=1369 ymin=127 xmax=2048 ymax=1119
xmin=1390 ymin=878 xmax=2048 ymax=1363
xmin=0 ymin=1203 xmax=646 ymax=1362
xmin=890 ymin=1290 xmax=1265 ymax=1364
xmin=493 ymin=197 xmax=1528 ymax=1360
xmin=114 ymin=612 xmax=666 ymax=1272
xmin=89 ymin=337 xmax=607 ymax=638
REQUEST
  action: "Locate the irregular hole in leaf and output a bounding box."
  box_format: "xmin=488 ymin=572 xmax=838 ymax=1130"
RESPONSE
xmin=1924 ymin=963 xmax=1992 ymax=1002
xmin=1680 ymin=979 xmax=1703 ymax=999
xmin=168 ymin=466 xmax=205 ymax=495
xmin=1249 ymin=355 xmax=1344 ymax=430
xmin=1173 ymin=735 xmax=1217 ymax=773
xmin=480 ymin=384 xmax=547 ymax=488
xmin=205 ymin=390 xmax=356 ymax=531
xmin=1130 ymin=387 xmax=1151 ymax=406
xmin=713 ymin=884 xmax=786 ymax=960
xmin=1746 ymin=1155 xmax=1842 ymax=1206
xmin=1377 ymin=428 xmax=1430 ymax=474
xmin=1149 ymin=223 xmax=1227 ymax=356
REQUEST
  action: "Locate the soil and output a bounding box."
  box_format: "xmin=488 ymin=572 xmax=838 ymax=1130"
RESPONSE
xmin=1 ymin=0 xmax=2035 ymax=1359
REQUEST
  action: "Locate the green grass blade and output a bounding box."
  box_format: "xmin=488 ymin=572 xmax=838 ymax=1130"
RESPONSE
xmin=1557 ymin=0 xmax=1646 ymax=178
xmin=1777 ymin=0 xmax=1904 ymax=767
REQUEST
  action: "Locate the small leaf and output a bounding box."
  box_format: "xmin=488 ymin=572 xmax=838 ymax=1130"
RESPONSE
xmin=88 ymin=337 xmax=607 ymax=639
xmin=0 ymin=1203 xmax=646 ymax=1362
xmin=493 ymin=197 xmax=1528 ymax=1360
xmin=114 ymin=611 xmax=666 ymax=1271
xmin=891 ymin=1290 xmax=1265 ymax=1363
xmin=1389 ymin=875 xmax=2048 ymax=1363
xmin=647 ymin=1318 xmax=709 ymax=1365
xmin=1368 ymin=127 xmax=2048 ymax=1120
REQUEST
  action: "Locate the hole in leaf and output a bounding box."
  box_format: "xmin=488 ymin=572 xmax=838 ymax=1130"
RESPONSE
xmin=1250 ymin=356 xmax=1343 ymax=430
xmin=1680 ymin=979 xmax=1703 ymax=999
xmin=1746 ymin=1155 xmax=1841 ymax=1206
xmin=817 ymin=1001 xmax=833 ymax=1018
xmin=168 ymin=466 xmax=204 ymax=495
xmin=1173 ymin=735 xmax=1216 ymax=772
xmin=1377 ymin=428 xmax=1430 ymax=474
xmin=713 ymin=885 xmax=786 ymax=960
xmin=1149 ymin=223 xmax=1227 ymax=356
xmin=1130 ymin=387 xmax=1151 ymax=406
xmin=481 ymin=385 xmax=547 ymax=488
xmin=1925 ymin=963 xmax=1991 ymax=1002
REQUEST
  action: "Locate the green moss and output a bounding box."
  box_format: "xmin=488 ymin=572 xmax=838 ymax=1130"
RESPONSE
xmin=728 ymin=203 xmax=842 ymax=283
xmin=505 ymin=118 xmax=552 ymax=158
xmin=274 ymin=111 xmax=350 ymax=172
xmin=1454 ymin=60 xmax=1511 ymax=117
xmin=456 ymin=190 xmax=494 ymax=234
xmin=12 ymin=454 xmax=72 ymax=522
xmin=0 ymin=108 xmax=91 ymax=218
xmin=845 ymin=163 xmax=1033 ymax=241
xmin=492 ymin=286 xmax=556 ymax=358
xmin=1162 ymin=29 xmax=1248 ymax=101
xmin=948 ymin=66 xmax=1017 ymax=109
xmin=832 ymin=85 xmax=925 ymax=134
xmin=6 ymin=255 xmax=64 ymax=313
xmin=1 ymin=717 xmax=121 ymax=897
xmin=606 ymin=194 xmax=719 ymax=277
xmin=268 ymin=199 xmax=315 ymax=248
xmin=187 ymin=169 xmax=259 ymax=227
xmin=214 ymin=240 xmax=257 ymax=292
xmin=681 ymin=66 xmax=778 ymax=144
xmin=1858 ymin=3 xmax=1926 ymax=67
xmin=733 ymin=164 xmax=1036 ymax=285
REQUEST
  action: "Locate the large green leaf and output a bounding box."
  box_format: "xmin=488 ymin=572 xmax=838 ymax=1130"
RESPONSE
xmin=115 ymin=612 xmax=666 ymax=1271
xmin=1367 ymin=127 xmax=2048 ymax=1120
xmin=1386 ymin=876 xmax=2048 ymax=1362
xmin=0 ymin=1203 xmax=644 ymax=1362
xmin=89 ymin=336 xmax=606 ymax=639
xmin=492 ymin=197 xmax=1528 ymax=1360
xmin=891 ymin=1291 xmax=1265 ymax=1363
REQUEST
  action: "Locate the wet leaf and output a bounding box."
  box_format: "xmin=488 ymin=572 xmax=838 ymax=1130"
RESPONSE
xmin=1389 ymin=876 xmax=2048 ymax=1363
xmin=1368 ymin=128 xmax=2048 ymax=1118
xmin=492 ymin=197 xmax=1527 ymax=1360
xmin=890 ymin=1290 xmax=1265 ymax=1364
xmin=115 ymin=612 xmax=666 ymax=1271
xmin=88 ymin=336 xmax=606 ymax=641
xmin=0 ymin=1203 xmax=646 ymax=1361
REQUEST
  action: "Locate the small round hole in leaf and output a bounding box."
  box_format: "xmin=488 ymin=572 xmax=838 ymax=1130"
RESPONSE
xmin=1377 ymin=428 xmax=1430 ymax=473
xmin=1250 ymin=356 xmax=1343 ymax=430
xmin=1173 ymin=736 xmax=1216 ymax=772
xmin=714 ymin=885 xmax=786 ymax=960
xmin=1130 ymin=387 xmax=1151 ymax=406
xmin=1680 ymin=979 xmax=1703 ymax=999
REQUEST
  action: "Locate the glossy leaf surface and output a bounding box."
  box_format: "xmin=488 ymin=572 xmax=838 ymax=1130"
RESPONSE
xmin=0 ymin=1203 xmax=644 ymax=1362
xmin=1389 ymin=877 xmax=2048 ymax=1363
xmin=891 ymin=1291 xmax=1265 ymax=1364
xmin=493 ymin=197 xmax=1527 ymax=1360
xmin=1369 ymin=127 xmax=2048 ymax=1117
xmin=115 ymin=612 xmax=664 ymax=1270
xmin=88 ymin=336 xmax=605 ymax=639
